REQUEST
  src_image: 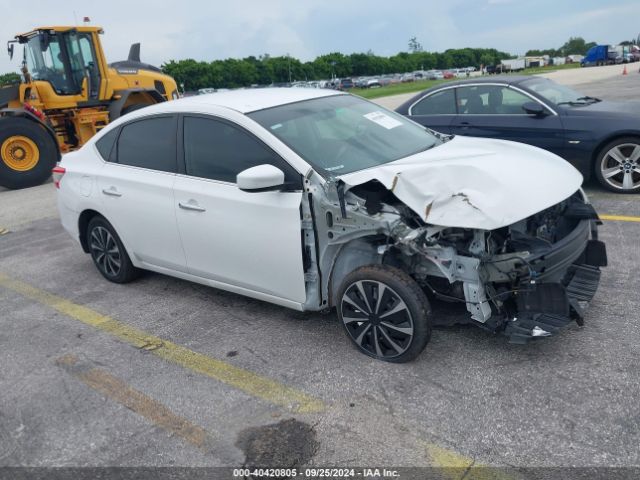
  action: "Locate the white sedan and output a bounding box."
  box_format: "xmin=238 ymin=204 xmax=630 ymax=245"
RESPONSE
xmin=55 ymin=88 xmax=606 ymax=362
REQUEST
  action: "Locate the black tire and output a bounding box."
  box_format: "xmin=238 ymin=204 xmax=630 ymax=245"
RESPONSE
xmin=121 ymin=103 xmax=150 ymax=116
xmin=0 ymin=117 xmax=58 ymax=189
xmin=336 ymin=264 xmax=431 ymax=363
xmin=86 ymin=215 xmax=140 ymax=283
xmin=594 ymin=136 xmax=640 ymax=193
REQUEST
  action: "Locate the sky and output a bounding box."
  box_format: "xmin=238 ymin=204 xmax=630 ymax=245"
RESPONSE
xmin=1 ymin=0 xmax=638 ymax=73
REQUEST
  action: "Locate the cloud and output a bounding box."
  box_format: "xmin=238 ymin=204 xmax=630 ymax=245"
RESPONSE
xmin=0 ymin=0 xmax=636 ymax=74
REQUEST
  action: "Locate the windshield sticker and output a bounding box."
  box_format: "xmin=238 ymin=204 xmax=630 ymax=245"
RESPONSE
xmin=325 ymin=165 xmax=345 ymax=171
xmin=270 ymin=123 xmax=283 ymax=130
xmin=363 ymin=111 xmax=403 ymax=130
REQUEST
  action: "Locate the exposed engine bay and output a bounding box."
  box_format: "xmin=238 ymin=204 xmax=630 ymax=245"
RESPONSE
xmin=301 ymin=172 xmax=607 ymax=343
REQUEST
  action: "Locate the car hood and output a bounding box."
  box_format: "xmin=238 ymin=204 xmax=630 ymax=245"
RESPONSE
xmin=338 ymin=136 xmax=583 ymax=230
xmin=566 ymin=100 xmax=640 ymax=117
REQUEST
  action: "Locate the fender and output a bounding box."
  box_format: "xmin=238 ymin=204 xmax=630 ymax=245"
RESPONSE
xmin=0 ymin=107 xmax=61 ymax=161
xmin=108 ymin=88 xmax=166 ymax=121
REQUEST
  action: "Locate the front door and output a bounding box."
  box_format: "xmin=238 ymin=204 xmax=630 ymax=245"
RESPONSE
xmin=450 ymin=85 xmax=565 ymax=157
xmin=173 ymin=115 xmax=306 ymax=303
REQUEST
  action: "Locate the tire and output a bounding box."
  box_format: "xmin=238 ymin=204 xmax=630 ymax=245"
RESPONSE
xmin=86 ymin=215 xmax=140 ymax=283
xmin=594 ymin=136 xmax=640 ymax=193
xmin=336 ymin=264 xmax=431 ymax=363
xmin=121 ymin=103 xmax=149 ymax=116
xmin=0 ymin=117 xmax=58 ymax=189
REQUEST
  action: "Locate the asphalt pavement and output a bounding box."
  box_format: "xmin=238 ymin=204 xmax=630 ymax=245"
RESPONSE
xmin=1 ymin=71 xmax=640 ymax=478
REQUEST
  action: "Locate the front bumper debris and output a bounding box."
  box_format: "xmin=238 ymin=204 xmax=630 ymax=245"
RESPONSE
xmin=505 ymin=263 xmax=603 ymax=344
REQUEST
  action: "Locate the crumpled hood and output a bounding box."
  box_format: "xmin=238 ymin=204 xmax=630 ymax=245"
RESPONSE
xmin=338 ymin=136 xmax=583 ymax=230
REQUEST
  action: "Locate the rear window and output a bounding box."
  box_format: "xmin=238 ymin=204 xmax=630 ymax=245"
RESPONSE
xmin=95 ymin=128 xmax=118 ymax=161
xmin=411 ymin=89 xmax=456 ymax=115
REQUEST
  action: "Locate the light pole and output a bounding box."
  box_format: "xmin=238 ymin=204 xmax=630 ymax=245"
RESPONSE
xmin=287 ymin=53 xmax=292 ymax=83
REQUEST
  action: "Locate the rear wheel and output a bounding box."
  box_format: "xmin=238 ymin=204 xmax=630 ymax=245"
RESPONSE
xmin=337 ymin=265 xmax=431 ymax=363
xmin=594 ymin=137 xmax=640 ymax=193
xmin=86 ymin=216 xmax=140 ymax=283
xmin=0 ymin=117 xmax=58 ymax=189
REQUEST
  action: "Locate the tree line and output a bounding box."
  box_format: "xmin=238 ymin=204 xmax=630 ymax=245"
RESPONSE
xmin=161 ymin=48 xmax=512 ymax=91
xmin=525 ymin=36 xmax=597 ymax=58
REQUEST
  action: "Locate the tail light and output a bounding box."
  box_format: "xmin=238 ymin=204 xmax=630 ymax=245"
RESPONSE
xmin=52 ymin=166 xmax=66 ymax=188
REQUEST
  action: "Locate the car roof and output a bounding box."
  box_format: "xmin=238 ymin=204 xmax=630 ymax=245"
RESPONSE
xmin=169 ymin=87 xmax=344 ymax=114
xmin=435 ymin=75 xmax=531 ymax=86
xmin=395 ymin=76 xmax=539 ymax=112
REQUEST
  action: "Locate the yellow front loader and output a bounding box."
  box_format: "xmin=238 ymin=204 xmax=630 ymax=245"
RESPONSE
xmin=0 ymin=26 xmax=178 ymax=189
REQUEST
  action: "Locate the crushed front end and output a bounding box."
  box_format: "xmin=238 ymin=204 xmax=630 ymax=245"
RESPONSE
xmin=399 ymin=190 xmax=607 ymax=343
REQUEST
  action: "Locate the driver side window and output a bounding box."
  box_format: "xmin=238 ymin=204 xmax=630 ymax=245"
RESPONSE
xmin=457 ymin=85 xmax=534 ymax=115
xmin=182 ymin=116 xmax=301 ymax=186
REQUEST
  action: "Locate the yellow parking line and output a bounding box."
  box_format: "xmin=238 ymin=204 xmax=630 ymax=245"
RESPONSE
xmin=56 ymin=354 xmax=214 ymax=451
xmin=600 ymin=214 xmax=640 ymax=223
xmin=424 ymin=442 xmax=518 ymax=480
xmin=0 ymin=272 xmax=325 ymax=413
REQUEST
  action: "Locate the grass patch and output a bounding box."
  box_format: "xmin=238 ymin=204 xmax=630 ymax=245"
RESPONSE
xmin=521 ymin=62 xmax=581 ymax=75
xmin=351 ymin=63 xmax=581 ymax=99
xmin=351 ymin=79 xmax=448 ymax=99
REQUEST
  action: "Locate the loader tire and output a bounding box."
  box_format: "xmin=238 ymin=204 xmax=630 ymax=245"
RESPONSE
xmin=0 ymin=117 xmax=58 ymax=189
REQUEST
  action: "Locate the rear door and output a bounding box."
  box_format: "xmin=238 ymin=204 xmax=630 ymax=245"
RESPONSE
xmin=449 ymin=84 xmax=565 ymax=157
xmin=405 ymin=88 xmax=457 ymax=134
xmin=173 ymin=114 xmax=306 ymax=303
xmin=97 ymin=114 xmax=187 ymax=272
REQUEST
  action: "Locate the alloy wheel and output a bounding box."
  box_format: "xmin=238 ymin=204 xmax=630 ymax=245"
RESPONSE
xmin=341 ymin=280 xmax=414 ymax=359
xmin=600 ymin=143 xmax=640 ymax=191
xmin=90 ymin=226 xmax=122 ymax=277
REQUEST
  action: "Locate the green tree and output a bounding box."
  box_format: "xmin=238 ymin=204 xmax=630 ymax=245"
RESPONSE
xmin=408 ymin=36 xmax=423 ymax=53
xmin=0 ymin=72 xmax=20 ymax=86
xmin=560 ymin=37 xmax=595 ymax=56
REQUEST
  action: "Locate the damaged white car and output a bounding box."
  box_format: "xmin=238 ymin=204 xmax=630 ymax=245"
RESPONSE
xmin=55 ymin=89 xmax=607 ymax=362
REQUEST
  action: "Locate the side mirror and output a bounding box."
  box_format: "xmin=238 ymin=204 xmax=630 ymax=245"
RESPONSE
xmin=237 ymin=164 xmax=285 ymax=192
xmin=522 ymin=102 xmax=546 ymax=116
xmin=7 ymin=42 xmax=14 ymax=60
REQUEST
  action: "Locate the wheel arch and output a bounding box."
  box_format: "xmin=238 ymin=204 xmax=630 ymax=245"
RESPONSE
xmin=591 ymin=131 xmax=640 ymax=168
xmin=78 ymin=209 xmax=135 ymax=260
xmin=326 ymin=235 xmax=405 ymax=307
xmin=78 ymin=209 xmax=103 ymax=253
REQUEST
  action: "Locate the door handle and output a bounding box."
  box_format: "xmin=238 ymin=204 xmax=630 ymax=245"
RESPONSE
xmin=102 ymin=188 xmax=122 ymax=197
xmin=179 ymin=201 xmax=206 ymax=212
xmin=458 ymin=121 xmax=472 ymax=129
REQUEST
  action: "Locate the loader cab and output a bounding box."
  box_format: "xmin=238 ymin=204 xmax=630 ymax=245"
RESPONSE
xmin=18 ymin=27 xmax=103 ymax=101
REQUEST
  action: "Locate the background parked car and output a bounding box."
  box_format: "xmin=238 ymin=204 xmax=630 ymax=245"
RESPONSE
xmin=396 ymin=76 xmax=640 ymax=192
xmin=337 ymin=78 xmax=354 ymax=90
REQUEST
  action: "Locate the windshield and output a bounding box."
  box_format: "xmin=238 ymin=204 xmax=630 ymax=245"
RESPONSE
xmin=25 ymin=31 xmax=96 ymax=95
xmin=521 ymin=77 xmax=598 ymax=106
xmin=248 ymin=94 xmax=439 ymax=175
xmin=25 ymin=34 xmax=74 ymax=93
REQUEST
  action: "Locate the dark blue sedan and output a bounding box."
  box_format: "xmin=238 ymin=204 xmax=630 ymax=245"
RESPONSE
xmin=395 ymin=76 xmax=640 ymax=192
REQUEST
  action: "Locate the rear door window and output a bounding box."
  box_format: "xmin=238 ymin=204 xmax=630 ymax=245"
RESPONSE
xmin=411 ymin=89 xmax=457 ymax=115
xmin=116 ymin=116 xmax=177 ymax=172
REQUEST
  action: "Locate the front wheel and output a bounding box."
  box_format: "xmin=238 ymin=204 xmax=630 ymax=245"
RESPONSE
xmin=594 ymin=137 xmax=640 ymax=193
xmin=337 ymin=265 xmax=431 ymax=363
